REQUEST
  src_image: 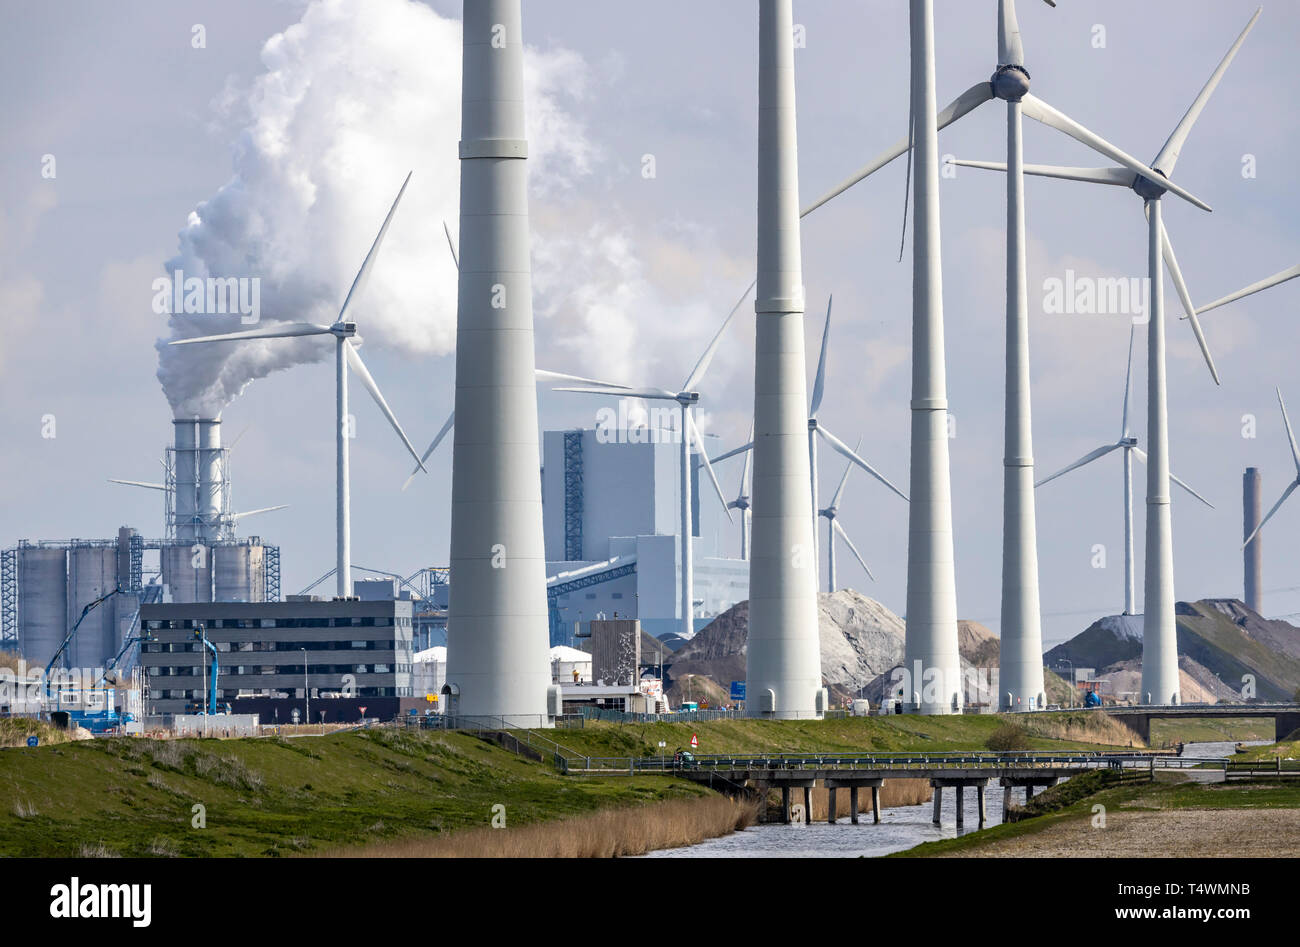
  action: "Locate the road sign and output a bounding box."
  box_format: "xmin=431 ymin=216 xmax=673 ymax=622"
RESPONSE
xmin=291 ymin=708 xmax=301 ymax=725
xmin=358 ymin=706 xmax=366 ymax=717
xmin=25 ymin=736 xmax=38 ymax=748
xmin=730 ymin=681 xmax=746 ymax=700
xmin=689 ymin=733 xmax=699 ymax=749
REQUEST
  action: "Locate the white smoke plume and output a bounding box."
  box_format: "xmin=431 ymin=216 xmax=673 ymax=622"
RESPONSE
xmin=156 ymin=0 xmax=596 ymax=419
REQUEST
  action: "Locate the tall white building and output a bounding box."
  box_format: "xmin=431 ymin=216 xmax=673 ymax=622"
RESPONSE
xmin=541 ymin=428 xmax=748 ymax=643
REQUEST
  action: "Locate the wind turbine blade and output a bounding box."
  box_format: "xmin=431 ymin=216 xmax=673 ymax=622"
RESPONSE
xmin=739 ymin=424 xmax=754 ymax=495
xmin=553 ymin=386 xmax=679 ymax=401
xmin=832 ymin=519 xmax=875 ymax=582
xmin=828 ymin=436 xmax=862 ymax=510
xmin=1035 ymin=442 xmax=1121 ymax=488
xmin=1197 ymin=263 xmax=1300 ymax=316
xmin=687 ymin=412 xmax=732 ymax=522
xmin=1156 ymin=214 xmax=1221 ymax=385
xmin=337 ymin=170 xmax=412 ymax=324
xmin=343 ymin=340 xmax=426 ymax=473
xmin=801 ymin=82 xmax=994 ymax=218
xmin=535 ymin=369 xmax=630 ymax=389
xmin=1130 ymin=447 xmax=1214 ymax=509
xmin=403 ymin=409 xmax=455 ymax=491
xmin=108 ymin=479 xmax=167 ymax=491
xmin=951 ymin=159 xmax=1137 ymax=188
xmin=817 ymin=425 xmax=908 ymax=502
xmin=232 ymin=505 xmax=290 ymax=521
xmin=1153 ymin=7 xmax=1262 ymax=177
xmin=709 ymin=441 xmax=754 ymax=467
xmin=999 ymin=0 xmax=1025 ymax=67
xmin=682 ymin=281 xmax=755 ymax=392
xmin=1278 ymin=387 xmax=1300 ymax=475
xmin=1121 ymin=324 xmax=1136 ymax=438
xmin=169 ymin=323 xmax=332 ymax=345
xmin=443 ymin=220 xmax=459 ymax=270
xmin=1244 ymin=481 xmax=1298 ymax=549
xmin=1019 ymin=94 xmax=1212 ymax=211
xmin=809 ymin=296 xmax=832 ymax=419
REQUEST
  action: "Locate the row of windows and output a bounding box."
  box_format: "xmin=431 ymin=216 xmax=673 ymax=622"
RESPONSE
xmin=154 ymin=687 xmax=411 ymax=700
xmin=147 ymin=664 xmax=408 ymax=677
xmin=144 ymin=616 xmax=407 ymax=630
xmin=142 ymin=640 xmax=402 ymax=654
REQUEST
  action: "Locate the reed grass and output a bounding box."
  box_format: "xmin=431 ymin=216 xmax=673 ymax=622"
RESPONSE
xmin=328 ymin=794 xmax=758 ymax=858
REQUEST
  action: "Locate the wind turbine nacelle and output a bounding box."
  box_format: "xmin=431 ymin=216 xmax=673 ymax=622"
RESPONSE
xmin=991 ymin=64 xmax=1031 ymax=102
xmin=679 ymin=392 xmax=700 ymax=405
xmin=332 ymin=321 xmax=359 ymax=337
xmin=1121 ymin=436 xmax=1138 ymax=447
xmin=1132 ymin=170 xmax=1170 ymax=202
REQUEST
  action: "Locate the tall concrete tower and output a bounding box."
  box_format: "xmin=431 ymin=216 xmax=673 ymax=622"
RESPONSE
xmin=903 ymin=0 xmax=962 ymax=714
xmin=745 ymin=0 xmax=825 ymax=719
xmin=1244 ymin=467 xmax=1262 ymax=614
xmin=444 ymin=0 xmax=552 ymax=725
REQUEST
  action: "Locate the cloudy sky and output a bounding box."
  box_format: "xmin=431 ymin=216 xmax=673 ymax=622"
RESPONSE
xmin=2 ymin=0 xmax=1297 ymax=648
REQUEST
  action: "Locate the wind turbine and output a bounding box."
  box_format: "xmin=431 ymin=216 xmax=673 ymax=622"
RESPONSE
xmin=1243 ymin=389 xmax=1300 ymax=550
xmin=955 ymin=8 xmax=1259 ymax=706
xmin=820 ymin=439 xmax=877 ymax=593
xmin=553 ymin=290 xmax=744 ymax=643
xmin=1036 ymin=325 xmax=1213 ymax=616
xmin=170 ymin=172 xmax=426 ymax=598
xmin=808 ymin=0 xmax=1217 ymax=711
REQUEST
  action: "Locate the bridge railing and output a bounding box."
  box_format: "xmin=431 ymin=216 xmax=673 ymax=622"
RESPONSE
xmin=557 ymin=750 xmax=1187 ymax=774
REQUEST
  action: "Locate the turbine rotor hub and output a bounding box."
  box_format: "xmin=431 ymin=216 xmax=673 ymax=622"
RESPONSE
xmin=331 ymin=321 xmax=358 ymax=338
xmin=991 ymin=63 xmax=1031 ymax=102
xmin=1132 ymin=169 xmax=1170 ymax=202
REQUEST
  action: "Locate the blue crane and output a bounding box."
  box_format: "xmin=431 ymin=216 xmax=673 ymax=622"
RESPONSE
xmin=192 ymin=625 xmax=220 ymax=716
xmin=43 ymin=586 xmax=127 ymax=694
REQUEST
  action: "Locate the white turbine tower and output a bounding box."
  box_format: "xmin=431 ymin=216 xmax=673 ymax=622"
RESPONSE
xmin=728 ymin=427 xmax=753 ymax=561
xmin=805 ymin=0 xmax=1213 ymax=712
xmin=956 ymin=9 xmax=1259 ymax=706
xmin=820 ymin=439 xmax=877 ymax=593
xmin=1037 ymin=326 xmax=1213 ymax=616
xmin=742 ymin=0 xmax=824 ymax=718
xmin=553 ymin=292 xmax=742 ymax=643
xmin=1243 ymin=389 xmax=1300 ymax=550
xmin=170 ymin=172 xmax=426 ymax=599
xmin=443 ymin=0 xmax=557 ymax=723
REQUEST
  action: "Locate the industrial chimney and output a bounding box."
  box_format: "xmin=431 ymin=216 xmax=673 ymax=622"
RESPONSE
xmin=171 ymin=419 xmax=199 ymax=544
xmin=745 ymin=0 xmax=825 ymax=719
xmin=1244 ymin=467 xmax=1262 ymax=613
xmin=443 ymin=0 xmax=554 ymax=725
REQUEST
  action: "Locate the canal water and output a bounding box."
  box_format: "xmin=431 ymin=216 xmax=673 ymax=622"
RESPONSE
xmin=643 ymin=741 xmax=1268 ymax=858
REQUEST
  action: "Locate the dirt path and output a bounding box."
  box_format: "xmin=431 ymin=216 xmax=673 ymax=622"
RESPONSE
xmin=938 ymin=808 xmax=1300 ymax=857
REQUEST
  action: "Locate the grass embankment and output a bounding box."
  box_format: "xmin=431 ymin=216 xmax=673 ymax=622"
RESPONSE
xmin=898 ymin=771 xmax=1300 ymax=857
xmin=0 ymin=728 xmax=713 ymax=857
xmin=1149 ymin=717 xmax=1276 ymax=745
xmin=537 ymin=711 xmax=1143 ymax=760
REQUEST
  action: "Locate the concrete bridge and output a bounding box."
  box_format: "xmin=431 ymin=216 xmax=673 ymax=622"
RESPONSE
xmin=1102 ymin=703 xmax=1300 ymax=743
xmin=571 ymin=751 xmax=1185 ymax=827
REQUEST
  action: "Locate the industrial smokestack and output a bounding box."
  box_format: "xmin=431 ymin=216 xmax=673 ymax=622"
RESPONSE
xmin=1244 ymin=467 xmax=1262 ymax=614
xmin=745 ymin=0 xmax=825 ymax=719
xmin=196 ymin=418 xmax=227 ymax=542
xmin=443 ymin=0 xmax=553 ymax=724
xmin=172 ymin=419 xmax=199 ymax=544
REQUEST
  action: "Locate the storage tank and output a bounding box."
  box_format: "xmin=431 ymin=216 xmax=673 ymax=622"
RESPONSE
xmin=67 ymin=545 xmax=118 ymax=669
xmin=173 ymin=419 xmax=199 ymax=543
xmin=17 ymin=547 xmax=68 ymax=669
xmin=162 ymin=542 xmax=212 ymax=603
xmin=213 ymin=543 xmax=265 ymax=602
xmin=196 ymin=419 xmax=226 ymax=542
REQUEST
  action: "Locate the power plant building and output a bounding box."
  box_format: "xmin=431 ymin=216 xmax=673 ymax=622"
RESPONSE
xmin=541 ymin=428 xmax=749 ymax=643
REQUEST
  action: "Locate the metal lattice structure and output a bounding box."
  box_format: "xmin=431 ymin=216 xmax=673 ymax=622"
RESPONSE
xmin=546 ymin=561 xmax=636 ymax=646
xmin=129 ymin=533 xmax=144 ymax=591
xmin=563 ymin=431 xmax=584 ymax=561
xmin=1 ymin=547 xmax=16 ymax=646
xmin=264 ymin=545 xmax=281 ymax=602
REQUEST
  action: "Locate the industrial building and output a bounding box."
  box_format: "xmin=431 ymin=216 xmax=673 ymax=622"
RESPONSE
xmin=541 ymin=428 xmax=749 ymax=644
xmin=137 ymin=597 xmax=414 ymax=716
